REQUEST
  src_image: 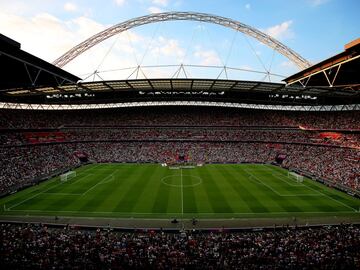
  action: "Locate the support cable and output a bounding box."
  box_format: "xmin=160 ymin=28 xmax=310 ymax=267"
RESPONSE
xmin=139 ymin=22 xmax=161 ymax=65
xmin=267 ymin=47 xmax=277 ymax=82
xmin=95 ymin=31 xmax=122 ymax=72
xmin=243 ymin=35 xmax=269 ymax=78
xmin=225 ymin=29 xmax=238 ymax=65
xmin=181 ymin=22 xmax=200 ymax=64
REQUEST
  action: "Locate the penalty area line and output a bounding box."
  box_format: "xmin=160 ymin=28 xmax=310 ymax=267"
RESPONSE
xmin=244 ymin=168 xmax=321 ymax=197
xmin=263 ymin=165 xmax=358 ymax=212
xmin=82 ymin=173 xmax=115 ymax=196
xmin=6 ymin=181 xmax=64 ymax=211
xmin=304 ymin=184 xmax=358 ymax=212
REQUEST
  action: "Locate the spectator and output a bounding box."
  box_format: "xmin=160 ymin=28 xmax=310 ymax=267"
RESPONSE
xmin=0 ymin=223 xmax=359 ymax=269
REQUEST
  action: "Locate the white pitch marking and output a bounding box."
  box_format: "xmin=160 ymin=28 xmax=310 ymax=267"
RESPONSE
xmin=244 ymin=168 xmax=320 ymax=197
xmin=82 ymin=173 xmax=115 ymax=196
xmin=263 ymin=165 xmax=358 ymax=212
xmin=7 ymin=181 xmax=64 ymax=210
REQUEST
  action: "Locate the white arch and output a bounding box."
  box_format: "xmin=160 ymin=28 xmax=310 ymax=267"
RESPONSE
xmin=53 ymin=12 xmax=311 ymax=70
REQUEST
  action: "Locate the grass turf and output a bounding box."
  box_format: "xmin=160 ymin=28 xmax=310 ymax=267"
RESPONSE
xmin=1 ymin=163 xmax=359 ymax=219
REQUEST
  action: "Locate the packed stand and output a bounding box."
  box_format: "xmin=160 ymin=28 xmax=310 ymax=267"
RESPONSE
xmin=1 ymin=107 xmax=360 ymax=130
xmin=1 ymin=223 xmax=360 ymax=269
xmin=0 ymin=145 xmax=79 ymax=194
xmin=2 ymin=128 xmax=360 ymax=148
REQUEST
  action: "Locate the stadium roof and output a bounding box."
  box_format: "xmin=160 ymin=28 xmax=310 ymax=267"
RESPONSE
xmin=0 ymin=34 xmax=359 ymax=108
xmin=0 ymin=34 xmax=80 ymax=91
xmin=1 ymin=78 xmax=360 ymax=106
xmin=284 ymin=38 xmax=360 ymax=90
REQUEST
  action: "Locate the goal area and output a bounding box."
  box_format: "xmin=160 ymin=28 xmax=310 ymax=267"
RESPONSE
xmin=60 ymin=171 xmax=76 ymax=182
xmin=288 ymin=171 xmax=304 ymax=183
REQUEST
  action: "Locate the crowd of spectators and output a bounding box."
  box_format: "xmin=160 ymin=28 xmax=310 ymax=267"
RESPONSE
xmin=0 ymin=145 xmax=79 ymax=194
xmin=282 ymin=145 xmax=360 ymax=191
xmin=46 ymin=128 xmax=360 ymax=148
xmin=1 ymin=107 xmax=359 ymax=130
xmin=1 ymin=223 xmax=360 ymax=269
xmin=1 ymin=128 xmax=359 ymax=148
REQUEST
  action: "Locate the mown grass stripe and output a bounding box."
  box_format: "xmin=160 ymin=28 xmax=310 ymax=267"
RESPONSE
xmin=198 ymin=166 xmax=233 ymax=214
xmin=190 ymin=168 xmax=213 ymax=214
xmin=304 ymin=180 xmax=358 ymax=211
xmin=240 ymin=166 xmax=304 ymax=213
xmin=95 ymin=165 xmax=142 ymax=212
xmin=151 ymin=169 xmax=173 ymax=214
xmin=78 ymin=177 xmax=118 ymax=213
xmin=183 ymin=171 xmax=198 ymax=214
xmin=266 ymin=165 xmax=357 ymax=212
xmin=42 ymin=177 xmax=98 ymax=212
xmin=132 ymin=165 xmax=166 ymax=213
xmin=4 ymin=179 xmax=60 ymax=210
xmin=47 ymin=165 xmax=132 ymax=213
xmin=65 ymin=174 xmax=100 ymax=194
xmin=113 ymin=165 xmax=155 ymax=213
xmin=220 ymin=166 xmax=268 ymax=213
xmin=233 ymin=166 xmax=277 ymax=212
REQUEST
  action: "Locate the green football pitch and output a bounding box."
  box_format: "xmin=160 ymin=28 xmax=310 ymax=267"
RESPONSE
xmin=1 ymin=163 xmax=359 ymax=219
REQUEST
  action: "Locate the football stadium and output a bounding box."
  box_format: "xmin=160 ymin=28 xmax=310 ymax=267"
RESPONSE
xmin=0 ymin=1 xmax=360 ymax=269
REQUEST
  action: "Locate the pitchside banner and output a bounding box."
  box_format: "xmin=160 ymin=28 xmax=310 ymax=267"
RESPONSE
xmin=275 ymin=153 xmax=287 ymax=164
xmin=24 ymin=132 xmax=66 ymax=144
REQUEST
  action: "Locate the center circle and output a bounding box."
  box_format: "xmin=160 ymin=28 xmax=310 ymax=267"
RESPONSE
xmin=161 ymin=174 xmax=202 ymax=188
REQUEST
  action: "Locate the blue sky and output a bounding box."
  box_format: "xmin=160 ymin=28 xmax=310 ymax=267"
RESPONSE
xmin=1 ymin=0 xmax=359 ymax=82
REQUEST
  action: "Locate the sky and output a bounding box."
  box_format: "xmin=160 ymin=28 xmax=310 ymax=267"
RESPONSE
xmin=1 ymin=0 xmax=359 ymax=82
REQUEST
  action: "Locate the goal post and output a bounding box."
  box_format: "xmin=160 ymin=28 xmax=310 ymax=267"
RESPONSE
xmin=288 ymin=171 xmax=304 ymax=183
xmin=60 ymin=171 xmax=76 ymax=182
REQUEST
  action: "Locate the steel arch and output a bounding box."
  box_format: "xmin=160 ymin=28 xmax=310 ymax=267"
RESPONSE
xmin=53 ymin=12 xmax=311 ymax=69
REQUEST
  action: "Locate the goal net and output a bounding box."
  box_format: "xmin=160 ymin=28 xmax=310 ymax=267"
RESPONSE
xmin=60 ymin=171 xmax=76 ymax=182
xmin=288 ymin=171 xmax=304 ymax=183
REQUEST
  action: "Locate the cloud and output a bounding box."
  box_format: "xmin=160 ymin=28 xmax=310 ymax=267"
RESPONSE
xmin=245 ymin=3 xmax=251 ymax=10
xmin=151 ymin=36 xmax=185 ymax=59
xmin=0 ymin=9 xmax=146 ymax=79
xmin=279 ymin=60 xmax=298 ymax=75
xmin=309 ymin=0 xmax=329 ymax=6
xmin=0 ymin=6 xmax=191 ymax=80
xmin=114 ymin=0 xmax=126 ymax=6
xmin=194 ymin=49 xmax=222 ymax=66
xmin=68 ymin=16 xmax=106 ymax=39
xmin=264 ymin=20 xmax=294 ymax=40
xmin=0 ymin=12 xmax=76 ymax=61
xmin=240 ymin=65 xmax=254 ymax=71
xmin=174 ymin=0 xmax=183 ymax=7
xmin=64 ymin=2 xmax=77 ymax=12
xmin=148 ymin=6 xmax=163 ymax=13
xmin=152 ymin=0 xmax=168 ymax=6
xmin=280 ymin=60 xmax=296 ymax=68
